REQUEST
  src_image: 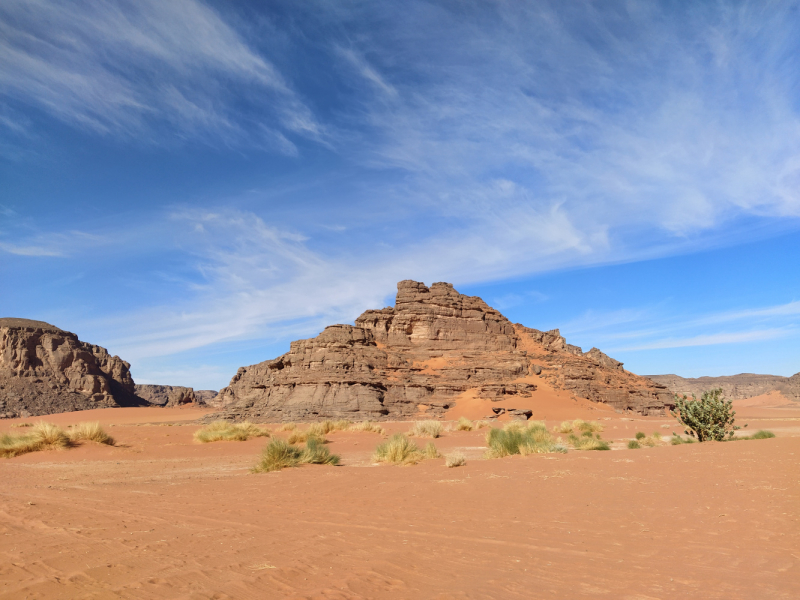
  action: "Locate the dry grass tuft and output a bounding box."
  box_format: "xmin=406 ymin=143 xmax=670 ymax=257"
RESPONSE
xmin=568 ymin=433 xmax=610 ymax=451
xmin=555 ymin=421 xmax=574 ymax=434
xmin=287 ymin=430 xmax=325 ymax=444
xmin=573 ymin=419 xmax=604 ymax=433
xmin=279 ymin=423 xmax=297 ymax=431
xmin=373 ymin=434 xmax=428 ymax=465
xmin=487 ymin=423 xmax=566 ymax=458
xmin=252 ymin=437 xmax=340 ymax=473
xmin=445 ymin=451 xmax=467 ymax=468
xmin=407 ymin=420 xmax=443 ymax=438
xmin=422 ymin=441 xmax=441 ymax=459
xmin=194 ymin=421 xmax=271 ymax=443
xmin=456 ymin=417 xmax=473 ymax=431
xmin=349 ymin=421 xmax=385 ymax=435
xmin=474 ymin=420 xmax=494 ymax=429
xmin=670 ymin=433 xmax=696 ymax=445
xmin=1 ymin=422 xmax=71 ymax=458
xmin=68 ymin=422 xmax=114 ymax=445
xmin=11 ymin=423 xmax=32 ymax=428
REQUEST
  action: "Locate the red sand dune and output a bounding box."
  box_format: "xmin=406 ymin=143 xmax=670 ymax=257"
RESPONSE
xmin=1 ymin=403 xmax=799 ymax=599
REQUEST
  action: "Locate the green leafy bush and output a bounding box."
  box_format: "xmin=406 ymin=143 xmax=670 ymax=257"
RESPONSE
xmin=627 ymin=440 xmax=641 ymax=449
xmin=671 ymin=388 xmax=744 ymax=442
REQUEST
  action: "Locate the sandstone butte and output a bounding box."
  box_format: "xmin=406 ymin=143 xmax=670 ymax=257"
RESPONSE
xmin=214 ymin=280 xmax=674 ymax=421
xmin=647 ymin=372 xmax=800 ymax=402
xmin=0 ymin=317 xmax=142 ymax=418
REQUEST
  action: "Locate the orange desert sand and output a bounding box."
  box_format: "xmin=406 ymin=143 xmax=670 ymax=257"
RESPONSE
xmin=2 ymin=396 xmax=799 ymax=599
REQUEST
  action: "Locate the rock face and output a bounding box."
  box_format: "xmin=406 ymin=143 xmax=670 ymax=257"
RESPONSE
xmin=134 ymin=385 xmax=219 ymax=407
xmin=0 ymin=318 xmax=142 ymax=418
xmin=647 ymin=373 xmax=800 ymax=402
xmin=215 ymin=281 xmax=673 ymax=421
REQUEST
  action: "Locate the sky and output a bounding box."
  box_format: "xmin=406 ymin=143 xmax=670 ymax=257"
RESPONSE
xmin=1 ymin=0 xmax=799 ymax=390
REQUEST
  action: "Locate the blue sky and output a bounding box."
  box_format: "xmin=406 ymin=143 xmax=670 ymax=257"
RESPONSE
xmin=1 ymin=0 xmax=799 ymax=390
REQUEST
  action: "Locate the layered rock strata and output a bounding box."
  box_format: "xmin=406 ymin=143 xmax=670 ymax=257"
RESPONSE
xmin=215 ymin=281 xmax=673 ymax=421
xmin=0 ymin=318 xmax=142 ymax=418
xmin=647 ymin=373 xmax=800 ymax=402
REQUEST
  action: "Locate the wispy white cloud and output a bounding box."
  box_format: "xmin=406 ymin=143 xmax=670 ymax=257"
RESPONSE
xmin=614 ymin=328 xmax=793 ymax=351
xmin=0 ymin=0 xmax=321 ymax=149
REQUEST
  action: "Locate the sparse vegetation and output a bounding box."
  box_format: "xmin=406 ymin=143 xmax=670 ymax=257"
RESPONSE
xmin=1 ymin=422 xmax=71 ymax=458
xmin=194 ymin=421 xmax=271 ymax=443
xmin=349 ymin=421 xmax=385 ymax=435
xmin=445 ymin=451 xmax=467 ymax=468
xmin=474 ymin=420 xmax=494 ymax=429
xmin=750 ymin=430 xmax=776 ymax=439
xmin=287 ymin=429 xmax=324 ymax=444
xmin=68 ymin=422 xmax=114 ymax=445
xmin=670 ymin=433 xmax=696 ymax=445
xmin=407 ymin=420 xmax=443 ymax=438
xmin=279 ymin=423 xmax=297 ymax=432
xmin=567 ymin=433 xmax=610 ymax=451
xmin=373 ymin=434 xmax=430 ymax=465
xmin=555 ymin=419 xmax=604 ymax=435
xmin=635 ymin=431 xmax=646 ymax=440
xmin=627 ymin=440 xmax=641 ymax=449
xmin=11 ymin=422 xmax=32 ymax=428
xmin=456 ymin=417 xmax=474 ymax=431
xmin=486 ymin=421 xmax=566 ymax=458
xmin=252 ymin=437 xmax=340 ymax=473
xmin=308 ymin=420 xmax=352 ymax=435
xmin=422 ymin=441 xmax=441 ymax=458
xmin=671 ymin=388 xmax=744 ymax=442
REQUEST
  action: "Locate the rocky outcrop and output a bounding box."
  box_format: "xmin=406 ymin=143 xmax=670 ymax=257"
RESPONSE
xmin=0 ymin=318 xmax=143 ymax=418
xmin=647 ymin=372 xmax=800 ymax=402
xmin=215 ymin=281 xmax=674 ymax=421
xmin=134 ymin=384 xmax=219 ymax=407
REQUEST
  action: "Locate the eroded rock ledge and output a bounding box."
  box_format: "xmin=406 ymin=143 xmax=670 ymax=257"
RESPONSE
xmin=0 ymin=318 xmax=142 ymax=418
xmin=214 ymin=280 xmax=673 ymax=421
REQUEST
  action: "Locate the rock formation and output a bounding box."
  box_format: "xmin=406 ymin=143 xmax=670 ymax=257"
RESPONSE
xmin=134 ymin=384 xmax=219 ymax=407
xmin=0 ymin=318 xmax=143 ymax=418
xmin=647 ymin=372 xmax=800 ymax=402
xmin=214 ymin=280 xmax=673 ymax=421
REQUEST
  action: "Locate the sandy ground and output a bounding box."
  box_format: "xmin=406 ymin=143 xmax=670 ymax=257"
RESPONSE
xmin=1 ymin=402 xmax=799 ymax=599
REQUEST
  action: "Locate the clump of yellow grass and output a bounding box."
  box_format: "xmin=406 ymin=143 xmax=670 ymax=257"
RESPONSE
xmin=1 ymin=422 xmax=71 ymax=458
xmin=279 ymin=423 xmax=297 ymax=431
xmin=456 ymin=417 xmax=473 ymax=431
xmin=407 ymin=420 xmax=443 ymax=438
xmin=373 ymin=434 xmax=440 ymax=465
xmin=68 ymin=422 xmax=114 ymax=445
xmin=252 ymin=437 xmax=340 ymax=473
xmin=554 ymin=419 xmax=604 ymax=434
xmin=445 ymin=451 xmax=467 ymax=468
xmin=486 ymin=421 xmax=568 ymax=458
xmin=193 ymin=421 xmax=271 ymax=443
xmin=349 ymin=421 xmax=385 ymax=435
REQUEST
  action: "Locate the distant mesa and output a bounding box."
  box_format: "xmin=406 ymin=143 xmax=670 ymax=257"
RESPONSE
xmin=214 ymin=280 xmax=674 ymax=422
xmin=0 ymin=317 xmax=145 ymax=418
xmin=134 ymin=384 xmax=219 ymax=407
xmin=647 ymin=373 xmax=800 ymax=402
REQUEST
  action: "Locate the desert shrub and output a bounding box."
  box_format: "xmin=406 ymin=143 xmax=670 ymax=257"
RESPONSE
xmin=374 ymin=434 xmax=426 ymax=465
xmin=407 ymin=420 xmax=443 ymax=438
xmin=194 ymin=421 xmax=271 ymax=443
xmin=349 ymin=421 xmax=385 ymax=435
xmin=750 ymin=430 xmax=776 ymax=439
xmin=456 ymin=417 xmax=474 ymax=431
xmin=422 ymin=441 xmax=441 ymax=459
xmin=555 ymin=421 xmax=573 ymax=434
xmin=670 ymin=434 xmax=695 ymax=445
xmin=287 ymin=430 xmax=325 ymax=445
xmin=253 ymin=437 xmax=340 ymax=473
xmin=279 ymin=423 xmax=297 ymax=431
xmin=68 ymin=422 xmax=114 ymax=445
xmin=486 ymin=423 xmax=564 ymax=458
xmin=652 ymin=431 xmax=661 ymax=439
xmin=627 ymin=440 xmax=641 ymax=449
xmin=445 ymin=451 xmax=467 ymax=467
xmin=0 ymin=422 xmax=71 ymax=458
xmin=308 ymin=420 xmax=352 ymax=436
xmin=568 ymin=434 xmax=610 ymax=451
xmin=574 ymin=419 xmax=604 ymax=433
xmin=671 ymin=388 xmax=744 ymax=442
xmin=300 ymin=437 xmax=340 ymax=465
xmin=635 ymin=431 xmax=646 ymax=440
